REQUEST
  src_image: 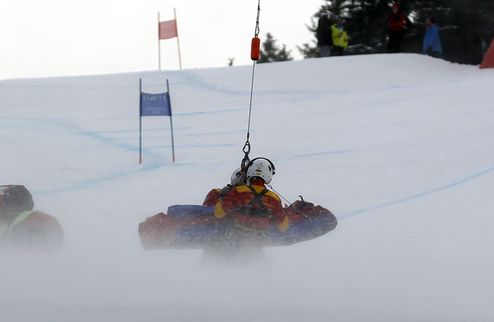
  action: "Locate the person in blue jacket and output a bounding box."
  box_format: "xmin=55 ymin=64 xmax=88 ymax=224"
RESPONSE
xmin=423 ymin=17 xmax=443 ymax=58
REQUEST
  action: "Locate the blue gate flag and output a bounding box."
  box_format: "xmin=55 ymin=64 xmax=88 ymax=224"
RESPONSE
xmin=139 ymin=78 xmax=175 ymax=164
xmin=140 ymin=92 xmax=171 ymax=116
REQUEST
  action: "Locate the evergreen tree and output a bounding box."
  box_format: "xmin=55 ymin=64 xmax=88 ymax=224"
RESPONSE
xmin=258 ymin=33 xmax=293 ymax=63
xmin=299 ymin=0 xmax=392 ymax=57
xmin=332 ymin=0 xmax=391 ymax=50
xmin=298 ymin=41 xmax=320 ymax=58
xmin=297 ymin=14 xmax=322 ymax=58
xmin=301 ymin=0 xmax=494 ymax=64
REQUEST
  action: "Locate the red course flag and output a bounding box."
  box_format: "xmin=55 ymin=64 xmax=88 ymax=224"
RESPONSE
xmin=159 ymin=19 xmax=178 ymax=40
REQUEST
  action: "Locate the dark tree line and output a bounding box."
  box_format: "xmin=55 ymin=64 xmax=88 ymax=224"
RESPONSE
xmin=258 ymin=32 xmax=293 ymax=64
xmin=226 ymin=32 xmax=293 ymax=66
xmin=299 ymin=0 xmax=494 ymax=64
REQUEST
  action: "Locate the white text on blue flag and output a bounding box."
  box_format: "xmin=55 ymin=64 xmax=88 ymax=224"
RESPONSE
xmin=140 ymin=92 xmax=171 ymax=116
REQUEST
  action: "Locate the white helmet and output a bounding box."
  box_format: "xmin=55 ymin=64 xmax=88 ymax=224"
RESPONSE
xmin=230 ymin=167 xmax=245 ymax=186
xmin=246 ymin=158 xmax=275 ymax=184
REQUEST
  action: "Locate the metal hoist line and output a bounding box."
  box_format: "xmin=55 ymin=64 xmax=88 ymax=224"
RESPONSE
xmin=241 ymin=0 xmax=261 ymax=170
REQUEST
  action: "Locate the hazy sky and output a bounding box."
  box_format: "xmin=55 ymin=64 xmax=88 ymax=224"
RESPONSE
xmin=1 ymin=0 xmax=326 ymax=79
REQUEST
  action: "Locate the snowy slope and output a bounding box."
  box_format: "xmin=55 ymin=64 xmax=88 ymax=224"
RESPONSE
xmin=1 ymin=54 xmax=494 ymax=322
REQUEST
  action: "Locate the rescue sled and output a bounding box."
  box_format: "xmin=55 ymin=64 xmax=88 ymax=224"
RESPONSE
xmin=138 ymin=200 xmax=337 ymax=250
xmin=138 ymin=3 xmax=338 ymax=252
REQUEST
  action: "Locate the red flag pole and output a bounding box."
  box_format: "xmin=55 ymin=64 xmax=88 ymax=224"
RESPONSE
xmin=157 ymin=11 xmax=162 ymax=71
xmin=174 ymin=8 xmax=183 ymax=70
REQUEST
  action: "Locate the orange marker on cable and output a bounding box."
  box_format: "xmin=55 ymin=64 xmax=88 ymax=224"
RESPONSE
xmin=251 ymin=37 xmax=261 ymax=61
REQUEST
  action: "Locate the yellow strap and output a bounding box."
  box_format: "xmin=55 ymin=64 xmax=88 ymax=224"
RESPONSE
xmin=277 ymin=216 xmax=290 ymax=232
xmin=10 ymin=211 xmax=33 ymax=227
xmin=0 ymin=211 xmax=33 ymax=238
xmin=236 ymin=184 xmax=266 ymax=194
xmin=265 ymin=190 xmax=281 ymax=202
xmin=214 ymin=202 xmax=226 ymax=218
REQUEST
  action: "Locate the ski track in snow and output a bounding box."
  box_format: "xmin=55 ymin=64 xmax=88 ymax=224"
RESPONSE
xmin=339 ymin=163 xmax=494 ymax=220
xmin=3 ymin=113 xmax=494 ymax=221
xmin=0 ymin=116 xmax=167 ymax=193
xmin=2 ymin=60 xmax=494 ymax=217
xmin=2 ymin=55 xmax=494 ymax=322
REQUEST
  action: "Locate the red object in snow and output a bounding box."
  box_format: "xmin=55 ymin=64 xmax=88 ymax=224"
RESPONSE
xmin=480 ymin=39 xmax=494 ymax=69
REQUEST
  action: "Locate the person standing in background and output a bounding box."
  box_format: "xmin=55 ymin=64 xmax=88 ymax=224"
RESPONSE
xmin=387 ymin=3 xmax=409 ymax=52
xmin=331 ymin=17 xmax=349 ymax=56
xmin=423 ymin=17 xmax=443 ymax=58
xmin=317 ymin=11 xmax=333 ymax=57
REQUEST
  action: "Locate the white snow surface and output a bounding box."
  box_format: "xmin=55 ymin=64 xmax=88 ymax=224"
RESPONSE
xmin=1 ymin=54 xmax=494 ymax=321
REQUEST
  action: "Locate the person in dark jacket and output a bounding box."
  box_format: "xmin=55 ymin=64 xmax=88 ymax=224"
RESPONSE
xmin=423 ymin=17 xmax=443 ymax=58
xmin=316 ymin=11 xmax=333 ymax=57
xmin=0 ymin=185 xmax=63 ymax=249
xmin=387 ymin=3 xmax=409 ymax=53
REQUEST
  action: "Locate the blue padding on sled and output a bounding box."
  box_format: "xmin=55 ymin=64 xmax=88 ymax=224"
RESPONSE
xmin=268 ymin=213 xmax=335 ymax=245
xmin=164 ymin=204 xmax=337 ymax=247
xmin=175 ymin=223 xmax=226 ymax=244
xmin=167 ymin=205 xmax=214 ymax=219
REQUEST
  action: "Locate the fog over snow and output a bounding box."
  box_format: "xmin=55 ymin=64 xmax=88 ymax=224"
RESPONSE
xmin=1 ymin=54 xmax=494 ymax=321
